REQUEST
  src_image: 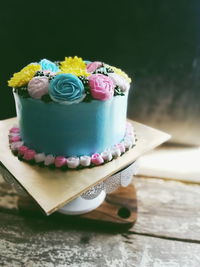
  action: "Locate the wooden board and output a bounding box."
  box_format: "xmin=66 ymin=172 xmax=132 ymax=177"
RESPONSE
xmin=1 ymin=175 xmax=200 ymax=266
xmin=17 ymin=184 xmax=137 ymax=231
xmin=0 ymin=118 xmax=170 ymax=215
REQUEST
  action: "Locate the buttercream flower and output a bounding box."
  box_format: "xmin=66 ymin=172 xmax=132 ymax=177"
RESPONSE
xmin=18 ymin=146 xmax=28 ymax=156
xmin=91 ymin=153 xmax=104 ymax=165
xmin=9 ymin=127 xmax=20 ymax=134
xmin=23 ymin=149 xmax=36 ymax=161
xmin=28 ymin=76 xmax=49 ymax=99
xmin=87 ymin=61 xmax=102 ymax=73
xmin=34 ymin=153 xmax=46 ymax=163
xmin=9 ymin=132 xmax=20 ymax=138
xmin=39 ymin=59 xmax=59 ymax=73
xmin=101 ymin=150 xmax=112 ymax=162
xmin=80 ymin=156 xmax=91 ymax=167
xmin=49 ymin=73 xmax=85 ymax=104
xmin=8 ymin=64 xmax=41 ymax=88
xmin=88 ymin=74 xmax=114 ymax=101
xmin=66 ymin=157 xmax=80 ymax=169
xmin=111 ymin=147 xmax=121 ymax=158
xmin=10 ymin=141 xmax=24 ymax=151
xmin=117 ymin=143 xmax=126 ymax=153
xmin=55 ymin=156 xmax=66 ymax=167
xmin=44 ymin=155 xmax=55 ymax=166
xmin=124 ymin=134 xmax=135 ymax=147
xmin=124 ymin=139 xmax=133 ymax=150
xmin=60 ymin=56 xmax=90 ymax=77
xmin=108 ymin=73 xmax=130 ymax=92
xmin=107 ymin=65 xmax=132 ymax=83
xmin=9 ymin=136 xmax=21 ymax=143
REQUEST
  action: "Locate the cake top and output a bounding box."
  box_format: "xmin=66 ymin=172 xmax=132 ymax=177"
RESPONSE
xmin=8 ymin=56 xmax=132 ymax=104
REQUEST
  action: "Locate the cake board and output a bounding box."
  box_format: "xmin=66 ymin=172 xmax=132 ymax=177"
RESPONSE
xmin=0 ymin=118 xmax=170 ymax=228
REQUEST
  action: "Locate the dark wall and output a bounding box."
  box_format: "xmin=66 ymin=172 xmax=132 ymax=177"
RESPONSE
xmin=1 ymin=1 xmax=199 ymax=144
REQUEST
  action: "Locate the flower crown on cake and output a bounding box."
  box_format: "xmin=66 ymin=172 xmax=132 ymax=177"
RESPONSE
xmin=8 ymin=56 xmax=132 ymax=104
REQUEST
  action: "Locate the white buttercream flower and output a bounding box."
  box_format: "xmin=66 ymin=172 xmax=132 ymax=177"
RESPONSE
xmin=124 ymin=139 xmax=133 ymax=150
xmin=108 ymin=72 xmax=130 ymax=92
xmin=101 ymin=150 xmax=112 ymax=162
xmin=10 ymin=141 xmax=24 ymax=151
xmin=34 ymin=153 xmax=46 ymax=163
xmin=117 ymin=143 xmax=126 ymax=153
xmin=67 ymin=157 xmax=80 ymax=169
xmin=44 ymin=154 xmax=55 ymax=166
xmin=80 ymin=156 xmax=91 ymax=167
xmin=111 ymin=146 xmax=121 ymax=158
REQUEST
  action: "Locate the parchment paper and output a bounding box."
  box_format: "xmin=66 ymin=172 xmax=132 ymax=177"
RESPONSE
xmin=0 ymin=118 xmax=170 ymax=215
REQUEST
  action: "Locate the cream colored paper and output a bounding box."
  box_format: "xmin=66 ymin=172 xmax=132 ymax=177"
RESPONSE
xmin=138 ymin=145 xmax=200 ymax=183
xmin=0 ymin=118 xmax=170 ymax=215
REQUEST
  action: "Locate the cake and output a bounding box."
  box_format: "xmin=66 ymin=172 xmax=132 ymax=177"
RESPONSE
xmin=8 ymin=56 xmax=135 ymax=170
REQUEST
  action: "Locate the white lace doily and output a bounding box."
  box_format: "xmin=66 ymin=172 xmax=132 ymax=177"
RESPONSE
xmin=81 ymin=161 xmax=139 ymax=200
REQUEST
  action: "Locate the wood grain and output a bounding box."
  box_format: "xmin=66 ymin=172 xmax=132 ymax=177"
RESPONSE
xmin=1 ymin=175 xmax=200 ymax=240
xmin=1 ymin=211 xmax=200 ymax=267
xmin=132 ymin=177 xmax=200 ymax=240
xmin=17 ymin=184 xmax=137 ymax=231
xmin=1 ymin=175 xmax=200 ymax=266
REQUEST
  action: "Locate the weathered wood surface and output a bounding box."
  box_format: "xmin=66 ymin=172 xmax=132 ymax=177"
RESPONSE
xmin=1 ymin=175 xmax=200 ymax=266
xmin=1 ymin=213 xmax=200 ymax=267
xmin=132 ymin=177 xmax=200 ymax=240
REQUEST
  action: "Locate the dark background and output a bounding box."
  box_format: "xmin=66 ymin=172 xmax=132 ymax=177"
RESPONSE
xmin=1 ymin=0 xmax=200 ymax=144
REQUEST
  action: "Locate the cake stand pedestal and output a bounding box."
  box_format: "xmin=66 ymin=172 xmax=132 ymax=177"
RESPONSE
xmin=58 ymin=191 xmax=106 ymax=215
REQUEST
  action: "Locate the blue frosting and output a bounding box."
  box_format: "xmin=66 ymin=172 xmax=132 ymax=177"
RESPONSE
xmin=39 ymin=59 xmax=59 ymax=72
xmin=14 ymin=93 xmax=128 ymax=157
xmin=49 ymin=74 xmax=85 ymax=104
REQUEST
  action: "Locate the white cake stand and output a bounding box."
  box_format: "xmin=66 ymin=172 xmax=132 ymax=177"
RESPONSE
xmin=58 ymin=190 xmax=106 ymax=215
xmin=58 ymin=161 xmax=139 ymax=215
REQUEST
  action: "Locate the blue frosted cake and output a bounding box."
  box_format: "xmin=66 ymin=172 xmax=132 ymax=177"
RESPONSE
xmin=8 ymin=56 xmax=135 ymax=170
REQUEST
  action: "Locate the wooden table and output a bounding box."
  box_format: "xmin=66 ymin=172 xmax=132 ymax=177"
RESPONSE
xmin=1 ymin=173 xmax=200 ymax=266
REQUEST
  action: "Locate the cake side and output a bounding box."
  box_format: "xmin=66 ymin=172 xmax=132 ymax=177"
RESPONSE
xmin=14 ymin=92 xmax=128 ymax=156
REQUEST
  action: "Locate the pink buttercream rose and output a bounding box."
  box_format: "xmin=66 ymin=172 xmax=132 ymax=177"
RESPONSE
xmin=89 ymin=74 xmax=114 ymax=101
xmin=9 ymin=127 xmax=20 ymax=134
xmin=55 ymin=156 xmax=67 ymax=168
xmin=9 ymin=136 xmax=21 ymax=143
xmin=23 ymin=149 xmax=36 ymax=160
xmin=28 ymin=76 xmax=49 ymax=99
xmin=91 ymin=153 xmax=104 ymax=165
xmin=18 ymin=146 xmax=28 ymax=156
xmin=86 ymin=61 xmax=102 ymax=73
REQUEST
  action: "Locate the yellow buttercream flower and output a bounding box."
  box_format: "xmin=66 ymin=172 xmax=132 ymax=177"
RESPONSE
xmin=8 ymin=64 xmax=41 ymax=88
xmin=106 ymin=65 xmax=132 ymax=83
xmin=60 ymin=56 xmax=90 ymax=77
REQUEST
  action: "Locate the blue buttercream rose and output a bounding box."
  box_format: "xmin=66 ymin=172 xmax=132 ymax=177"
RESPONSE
xmin=39 ymin=59 xmax=59 ymax=72
xmin=49 ymin=73 xmax=85 ymax=104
